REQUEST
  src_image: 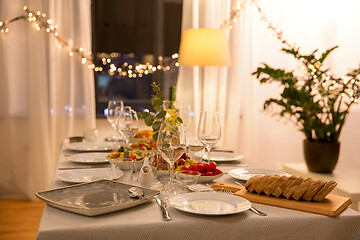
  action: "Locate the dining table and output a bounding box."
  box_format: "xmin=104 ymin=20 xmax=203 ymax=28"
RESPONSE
xmin=35 ymin=140 xmax=360 ymax=240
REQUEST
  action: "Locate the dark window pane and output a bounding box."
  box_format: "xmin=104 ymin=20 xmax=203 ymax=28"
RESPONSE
xmin=92 ymin=0 xmax=182 ymax=117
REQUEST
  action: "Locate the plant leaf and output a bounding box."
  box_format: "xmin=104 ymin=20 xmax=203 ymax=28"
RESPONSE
xmin=156 ymin=110 xmax=166 ymax=119
xmin=152 ymin=132 xmax=159 ymax=141
xmin=176 ymin=117 xmax=183 ymax=123
xmin=144 ymin=116 xmax=154 ymax=126
xmin=152 ymin=121 xmax=161 ymax=131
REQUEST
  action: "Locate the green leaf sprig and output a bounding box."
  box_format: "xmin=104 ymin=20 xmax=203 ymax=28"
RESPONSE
xmin=137 ymin=82 xmax=183 ymax=141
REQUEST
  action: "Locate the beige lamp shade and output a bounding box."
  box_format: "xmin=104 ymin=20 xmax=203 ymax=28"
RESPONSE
xmin=178 ymin=28 xmax=231 ymax=66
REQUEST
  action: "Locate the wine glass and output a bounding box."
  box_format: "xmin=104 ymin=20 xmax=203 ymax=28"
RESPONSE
xmin=107 ymin=100 xmax=124 ymax=140
xmin=197 ymin=111 xmax=221 ymax=163
xmin=179 ymin=104 xmax=191 ymax=133
xmin=157 ymin=118 xmax=186 ymax=198
xmin=115 ymin=106 xmax=139 ymax=146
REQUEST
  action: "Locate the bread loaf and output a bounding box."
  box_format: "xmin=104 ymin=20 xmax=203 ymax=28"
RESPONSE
xmin=245 ymin=175 xmax=337 ymax=202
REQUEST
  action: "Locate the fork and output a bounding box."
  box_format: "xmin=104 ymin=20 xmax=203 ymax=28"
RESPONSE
xmin=232 ymin=181 xmax=267 ymax=216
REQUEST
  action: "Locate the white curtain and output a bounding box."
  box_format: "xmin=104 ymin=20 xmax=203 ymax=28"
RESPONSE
xmin=177 ymin=0 xmax=360 ymax=169
xmin=177 ymin=0 xmax=256 ymax=160
xmin=0 ymin=0 xmax=95 ymax=200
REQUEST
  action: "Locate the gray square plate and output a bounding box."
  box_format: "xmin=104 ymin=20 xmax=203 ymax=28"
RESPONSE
xmin=35 ymin=180 xmax=159 ymax=216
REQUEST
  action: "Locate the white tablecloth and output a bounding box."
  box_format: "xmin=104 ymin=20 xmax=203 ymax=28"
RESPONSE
xmin=36 ymin=146 xmax=360 ymax=240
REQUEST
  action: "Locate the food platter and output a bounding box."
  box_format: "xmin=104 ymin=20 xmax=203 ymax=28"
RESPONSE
xmin=36 ymin=180 xmax=160 ymax=216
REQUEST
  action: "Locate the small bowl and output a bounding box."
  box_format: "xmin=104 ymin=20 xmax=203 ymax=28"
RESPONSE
xmin=107 ymin=157 xmax=144 ymax=171
xmin=175 ymin=170 xmax=201 ymax=186
xmin=69 ymin=136 xmax=85 ymax=143
xmin=198 ymin=172 xmax=224 ymax=183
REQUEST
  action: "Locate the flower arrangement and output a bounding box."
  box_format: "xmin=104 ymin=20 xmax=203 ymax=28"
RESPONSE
xmin=253 ymin=46 xmax=360 ymax=142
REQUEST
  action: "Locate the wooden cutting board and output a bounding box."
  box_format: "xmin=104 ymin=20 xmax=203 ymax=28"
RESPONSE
xmin=211 ymin=183 xmax=352 ymax=217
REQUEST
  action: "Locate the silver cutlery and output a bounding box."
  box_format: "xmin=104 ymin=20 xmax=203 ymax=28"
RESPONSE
xmin=127 ymin=187 xmax=171 ymax=221
xmin=233 ymin=180 xmax=267 ymax=216
xmin=155 ymin=197 xmax=172 ymax=221
xmin=128 ymin=187 xmax=144 ymax=200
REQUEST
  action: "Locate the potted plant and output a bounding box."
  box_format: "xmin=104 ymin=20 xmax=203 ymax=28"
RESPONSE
xmin=253 ymin=46 xmax=360 ymax=173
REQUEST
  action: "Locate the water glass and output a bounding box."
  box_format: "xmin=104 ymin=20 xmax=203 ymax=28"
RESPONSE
xmin=175 ymin=170 xmax=201 ymax=190
xmin=197 ymin=111 xmax=221 ymax=162
xmin=116 ymin=106 xmax=139 ymax=145
xmin=83 ymin=128 xmax=98 ymax=142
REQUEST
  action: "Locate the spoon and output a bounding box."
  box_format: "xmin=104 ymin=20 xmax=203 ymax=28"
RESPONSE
xmin=128 ymin=186 xmax=144 ymax=200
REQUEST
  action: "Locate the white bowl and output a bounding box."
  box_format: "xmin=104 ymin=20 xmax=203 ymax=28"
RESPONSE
xmin=107 ymin=157 xmax=144 ymax=171
xmin=197 ymin=172 xmax=224 ymax=183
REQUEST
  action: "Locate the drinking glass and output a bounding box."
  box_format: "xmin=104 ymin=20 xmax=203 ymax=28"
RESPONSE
xmin=157 ymin=119 xmax=186 ymax=198
xmin=197 ymin=111 xmax=221 ymax=163
xmin=115 ymin=106 xmax=139 ymax=146
xmin=179 ymin=104 xmax=191 ymax=137
xmin=107 ymin=100 xmax=124 ymax=140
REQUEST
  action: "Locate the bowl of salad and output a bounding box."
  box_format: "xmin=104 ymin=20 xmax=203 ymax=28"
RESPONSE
xmin=107 ymin=146 xmax=145 ymax=171
xmin=129 ymin=139 xmax=157 ymax=155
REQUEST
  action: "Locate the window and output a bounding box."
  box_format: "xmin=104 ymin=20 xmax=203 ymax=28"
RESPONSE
xmin=92 ymin=0 xmax=183 ymax=116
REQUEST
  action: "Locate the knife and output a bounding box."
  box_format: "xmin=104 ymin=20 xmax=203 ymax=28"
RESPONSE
xmin=155 ymin=197 xmax=172 ymax=221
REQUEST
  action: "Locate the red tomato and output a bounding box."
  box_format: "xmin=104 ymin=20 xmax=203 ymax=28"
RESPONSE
xmin=205 ymin=171 xmax=213 ymax=176
xmin=181 ymin=165 xmax=189 ymax=171
xmin=209 ymin=162 xmax=217 ymax=171
xmin=140 ymin=146 xmax=147 ymax=151
xmin=188 ymin=165 xmax=196 ymax=171
xmin=130 ymin=143 xmax=137 ymax=148
xmin=203 ymin=163 xmax=211 ymax=172
xmin=138 ymin=142 xmax=144 ymax=147
xmin=201 ymin=172 xmax=206 ymax=176
xmin=128 ymin=155 xmax=136 ymax=160
xmin=196 ymin=163 xmax=204 ymax=173
xmin=213 ymin=168 xmax=223 ymax=175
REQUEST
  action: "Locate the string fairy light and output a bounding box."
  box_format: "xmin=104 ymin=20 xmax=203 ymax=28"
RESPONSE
xmin=1 ymin=1 xmax=359 ymax=98
xmin=220 ymin=0 xmax=360 ymax=103
xmin=0 ymin=5 xmax=179 ymax=79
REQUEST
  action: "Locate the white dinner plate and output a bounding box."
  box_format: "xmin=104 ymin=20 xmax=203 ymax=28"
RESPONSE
xmin=66 ymin=152 xmax=109 ymax=164
xmin=203 ymin=152 xmax=244 ymax=162
xmin=35 ymin=180 xmax=160 ymax=216
xmin=169 ymin=192 xmax=251 ymax=215
xmin=228 ymin=167 xmax=291 ymax=181
xmin=57 ymin=168 xmax=123 ymax=183
xmin=64 ymin=141 xmax=114 ymax=152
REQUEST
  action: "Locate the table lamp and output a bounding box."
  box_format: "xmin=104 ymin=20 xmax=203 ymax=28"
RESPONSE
xmin=178 ymin=28 xmax=231 ymax=66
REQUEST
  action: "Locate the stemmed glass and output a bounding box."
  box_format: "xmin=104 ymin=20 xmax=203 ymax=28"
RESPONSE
xmin=197 ymin=111 xmax=221 ymax=162
xmin=157 ymin=118 xmax=186 ymax=198
xmin=115 ymin=106 xmax=139 ymax=146
xmin=107 ymin=100 xmax=124 ymax=140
